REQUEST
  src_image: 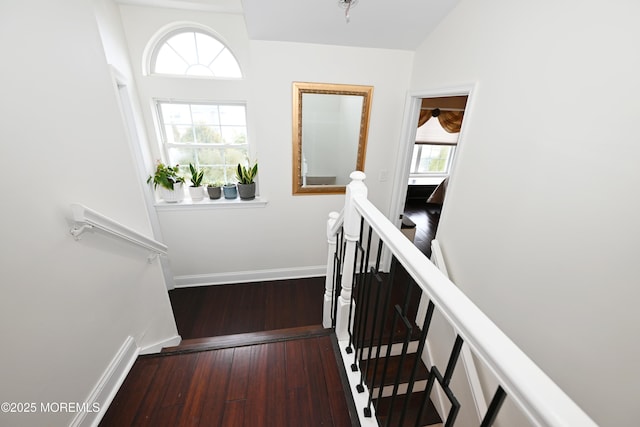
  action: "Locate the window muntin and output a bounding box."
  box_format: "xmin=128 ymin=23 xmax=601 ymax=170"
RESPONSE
xmin=410 ymin=144 xmax=456 ymax=175
xmin=151 ymin=29 xmax=242 ymax=78
xmin=156 ymin=101 xmax=248 ymax=184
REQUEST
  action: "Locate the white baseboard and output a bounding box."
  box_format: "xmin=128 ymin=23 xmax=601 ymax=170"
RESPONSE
xmin=173 ymin=265 xmax=326 ymax=288
xmin=70 ymin=336 xmax=139 ymax=427
xmin=139 ymin=334 xmax=181 ymax=355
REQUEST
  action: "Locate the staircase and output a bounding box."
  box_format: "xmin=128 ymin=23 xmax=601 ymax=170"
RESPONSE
xmin=325 ymin=172 xmax=598 ymax=427
xmin=364 ymin=347 xmax=441 ymax=426
xmin=341 ymin=264 xmax=444 ymax=427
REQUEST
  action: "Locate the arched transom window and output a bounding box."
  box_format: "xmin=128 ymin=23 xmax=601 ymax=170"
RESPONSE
xmin=151 ymin=29 xmax=242 ymax=78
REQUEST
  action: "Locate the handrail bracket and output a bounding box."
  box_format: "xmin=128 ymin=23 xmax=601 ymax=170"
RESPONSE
xmin=70 ymin=224 xmax=94 ymax=240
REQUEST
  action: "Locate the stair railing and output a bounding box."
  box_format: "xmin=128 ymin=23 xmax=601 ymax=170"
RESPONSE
xmin=69 ymin=203 xmax=167 ymax=262
xmin=324 ymin=172 xmax=597 ymax=427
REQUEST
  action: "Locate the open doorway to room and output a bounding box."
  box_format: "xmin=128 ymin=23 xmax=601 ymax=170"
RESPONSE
xmin=396 ymin=94 xmax=469 ymax=258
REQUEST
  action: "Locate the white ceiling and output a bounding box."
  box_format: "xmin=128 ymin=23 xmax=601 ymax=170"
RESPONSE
xmin=117 ymin=0 xmax=461 ymax=50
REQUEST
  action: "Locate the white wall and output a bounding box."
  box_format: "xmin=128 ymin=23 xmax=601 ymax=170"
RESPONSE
xmin=0 ymin=1 xmax=179 ymax=425
xmin=118 ymin=4 xmax=414 ymax=284
xmin=410 ymin=1 xmax=640 ymax=425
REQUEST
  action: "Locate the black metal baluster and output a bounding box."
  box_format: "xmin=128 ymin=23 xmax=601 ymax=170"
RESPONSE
xmin=416 ymin=366 xmax=437 ymax=427
xmin=371 ymin=306 xmax=399 ymax=418
xmin=358 ymin=269 xmax=383 ymax=393
xmin=443 ymin=336 xmax=464 ymax=385
xmin=401 ymin=275 xmax=414 ymax=320
xmin=351 ymin=241 xmax=382 ymax=378
xmin=384 ymin=305 xmax=413 ymax=427
xmin=415 ymin=335 xmax=464 ymax=427
xmin=352 ymin=261 xmax=374 ymax=373
xmin=346 ymin=218 xmax=365 ymax=354
xmin=330 ymin=227 xmax=344 ymax=328
xmin=349 ymin=223 xmax=372 ymax=362
xmin=442 ymin=335 xmax=464 ymax=427
xmin=399 ymin=300 xmax=435 ymax=427
xmin=356 ymin=239 xmax=383 ymax=374
xmin=364 ymin=256 xmax=399 ymax=416
xmin=347 ymin=241 xmax=364 ymax=360
xmin=437 ymin=367 xmax=461 ymax=427
xmin=480 ymin=386 xmax=507 ymax=427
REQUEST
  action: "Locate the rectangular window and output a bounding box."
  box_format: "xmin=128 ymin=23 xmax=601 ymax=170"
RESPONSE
xmin=155 ymin=101 xmax=248 ymax=184
xmin=410 ymin=143 xmax=456 ymax=176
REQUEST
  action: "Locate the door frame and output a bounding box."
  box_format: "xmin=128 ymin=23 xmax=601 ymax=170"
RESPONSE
xmin=388 ymin=83 xmax=478 ymax=235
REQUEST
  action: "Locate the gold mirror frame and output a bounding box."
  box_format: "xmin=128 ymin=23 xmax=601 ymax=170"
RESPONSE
xmin=292 ymin=82 xmax=373 ymax=195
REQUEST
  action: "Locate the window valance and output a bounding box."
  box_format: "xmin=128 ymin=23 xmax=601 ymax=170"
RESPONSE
xmin=418 ymin=108 xmax=464 ymax=133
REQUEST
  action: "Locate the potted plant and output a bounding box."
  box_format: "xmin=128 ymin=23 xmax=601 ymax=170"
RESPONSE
xmin=207 ymin=181 xmax=222 ymax=200
xmin=235 ymin=160 xmax=258 ymax=200
xmin=223 ymin=181 xmax=237 ymax=199
xmin=147 ymin=161 xmax=185 ymax=203
xmin=188 ymin=163 xmax=205 ymax=201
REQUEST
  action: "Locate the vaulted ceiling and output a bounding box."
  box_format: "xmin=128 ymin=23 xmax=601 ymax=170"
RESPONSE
xmin=116 ymin=0 xmax=461 ymax=50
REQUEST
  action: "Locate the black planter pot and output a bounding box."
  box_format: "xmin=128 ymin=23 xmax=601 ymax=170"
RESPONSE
xmin=237 ymin=182 xmax=256 ymax=200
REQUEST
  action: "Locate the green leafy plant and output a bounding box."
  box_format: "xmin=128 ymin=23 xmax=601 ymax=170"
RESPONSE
xmin=236 ymin=161 xmax=258 ymax=184
xmin=207 ymin=181 xmax=223 ymax=188
xmin=147 ymin=162 xmax=185 ymax=190
xmin=189 ymin=163 xmax=204 ymax=187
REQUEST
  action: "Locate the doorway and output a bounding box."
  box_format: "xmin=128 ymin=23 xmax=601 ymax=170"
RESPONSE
xmin=390 ymin=86 xmax=474 ymax=258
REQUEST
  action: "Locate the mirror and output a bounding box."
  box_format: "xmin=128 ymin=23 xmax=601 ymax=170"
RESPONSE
xmin=292 ymin=82 xmax=373 ymax=194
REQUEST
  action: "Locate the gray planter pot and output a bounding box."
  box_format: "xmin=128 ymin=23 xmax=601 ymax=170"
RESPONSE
xmin=223 ymin=184 xmax=237 ymax=199
xmin=237 ymin=182 xmax=256 ymax=200
xmin=207 ymin=186 xmax=222 ymax=200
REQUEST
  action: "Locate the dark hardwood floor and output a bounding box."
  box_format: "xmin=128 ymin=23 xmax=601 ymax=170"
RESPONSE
xmin=403 ymin=199 xmax=441 ymax=259
xmin=169 ymin=276 xmax=325 ymax=339
xmin=101 ymin=277 xmax=356 ymax=427
xmin=100 ymin=335 xmax=353 ymax=427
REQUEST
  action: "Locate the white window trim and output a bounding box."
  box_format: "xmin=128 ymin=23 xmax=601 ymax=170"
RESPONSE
xmin=143 ymin=22 xmax=243 ymax=79
xmin=154 ymin=98 xmax=253 ymax=187
xmin=155 ymin=196 xmax=268 ymax=211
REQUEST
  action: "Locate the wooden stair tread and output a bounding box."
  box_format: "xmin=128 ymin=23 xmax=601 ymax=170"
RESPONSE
xmin=354 ymin=271 xmax=424 ymax=347
xmin=374 ymin=390 xmax=442 ymax=427
xmin=159 ymin=324 xmax=330 ymax=355
xmin=364 ymin=352 xmax=429 ymax=389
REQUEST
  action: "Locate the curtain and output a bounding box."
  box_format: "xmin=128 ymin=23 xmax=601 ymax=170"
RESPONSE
xmin=418 ymin=108 xmax=464 ymax=133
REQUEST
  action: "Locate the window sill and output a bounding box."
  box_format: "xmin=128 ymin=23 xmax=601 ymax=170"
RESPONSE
xmin=154 ymin=196 xmax=268 ymax=211
xmin=408 ymin=176 xmax=446 ymax=186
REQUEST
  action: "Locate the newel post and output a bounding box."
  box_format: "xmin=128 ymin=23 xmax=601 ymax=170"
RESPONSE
xmin=335 ymin=171 xmax=367 ymax=340
xmin=323 ymin=211 xmax=340 ymax=328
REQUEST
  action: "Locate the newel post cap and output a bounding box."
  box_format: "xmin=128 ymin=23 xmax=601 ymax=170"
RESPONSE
xmin=347 ymin=171 xmax=367 ymax=197
xmin=349 ymin=171 xmax=366 ymax=181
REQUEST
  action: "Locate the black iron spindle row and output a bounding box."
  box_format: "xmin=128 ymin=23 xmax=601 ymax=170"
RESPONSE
xmin=332 ymin=219 xmax=509 ymax=426
xmin=349 ymin=220 xmax=374 ymax=360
